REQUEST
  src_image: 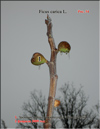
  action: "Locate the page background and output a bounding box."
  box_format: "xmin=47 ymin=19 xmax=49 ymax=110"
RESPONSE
xmin=1 ymin=1 xmax=99 ymax=128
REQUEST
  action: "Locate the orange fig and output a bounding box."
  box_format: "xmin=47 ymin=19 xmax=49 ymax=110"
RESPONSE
xmin=54 ymin=99 xmax=60 ymax=107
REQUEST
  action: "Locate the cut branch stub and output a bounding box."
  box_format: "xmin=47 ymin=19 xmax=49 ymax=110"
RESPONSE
xmin=45 ymin=14 xmax=56 ymax=53
xmin=45 ymin=15 xmax=53 ymax=38
xmin=58 ymin=41 xmax=71 ymax=54
xmin=31 ymin=52 xmax=47 ymax=66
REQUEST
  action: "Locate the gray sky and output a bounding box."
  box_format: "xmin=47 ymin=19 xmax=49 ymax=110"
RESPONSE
xmin=1 ymin=1 xmax=99 ymax=128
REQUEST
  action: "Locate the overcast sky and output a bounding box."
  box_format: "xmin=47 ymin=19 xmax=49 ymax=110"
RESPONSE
xmin=1 ymin=1 xmax=99 ymax=128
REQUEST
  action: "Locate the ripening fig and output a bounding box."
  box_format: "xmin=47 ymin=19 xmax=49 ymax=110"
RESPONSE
xmin=31 ymin=53 xmax=47 ymax=66
xmin=54 ymin=99 xmax=60 ymax=107
xmin=58 ymin=41 xmax=71 ymax=54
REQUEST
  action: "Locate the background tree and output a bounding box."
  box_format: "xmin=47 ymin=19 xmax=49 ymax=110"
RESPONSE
xmin=1 ymin=119 xmax=7 ymax=129
xmin=16 ymin=83 xmax=99 ymax=128
xmin=93 ymin=103 xmax=100 ymax=128
xmin=16 ymin=90 xmax=57 ymax=128
xmin=56 ymin=83 xmax=99 ymax=128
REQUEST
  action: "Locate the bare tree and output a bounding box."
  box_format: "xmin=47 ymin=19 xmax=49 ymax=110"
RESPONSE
xmin=16 ymin=90 xmax=57 ymax=128
xmin=93 ymin=103 xmax=100 ymax=128
xmin=16 ymin=83 xmax=99 ymax=128
xmin=56 ymin=83 xmax=98 ymax=128
xmin=1 ymin=119 xmax=7 ymax=129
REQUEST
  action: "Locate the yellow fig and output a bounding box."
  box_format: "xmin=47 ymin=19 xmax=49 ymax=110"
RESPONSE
xmin=31 ymin=53 xmax=47 ymax=66
xmin=58 ymin=41 xmax=71 ymax=54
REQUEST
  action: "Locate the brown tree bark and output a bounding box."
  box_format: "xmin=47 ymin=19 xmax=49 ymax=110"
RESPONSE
xmin=44 ymin=15 xmax=58 ymax=129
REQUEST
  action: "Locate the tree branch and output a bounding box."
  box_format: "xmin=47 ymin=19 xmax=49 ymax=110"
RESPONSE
xmin=44 ymin=14 xmax=58 ymax=129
